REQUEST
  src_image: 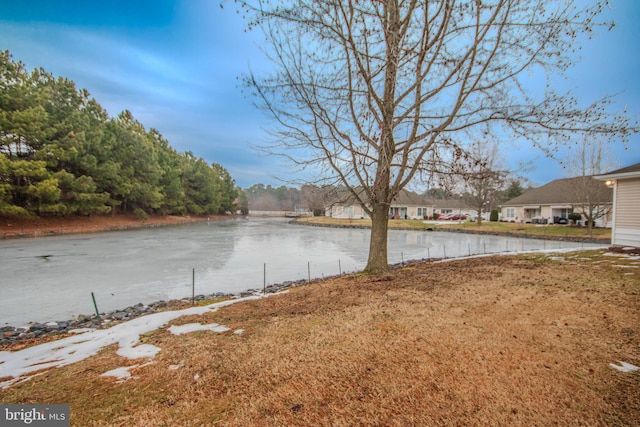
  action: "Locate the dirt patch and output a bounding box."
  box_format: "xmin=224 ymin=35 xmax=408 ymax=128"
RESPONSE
xmin=1 ymin=250 xmax=638 ymax=425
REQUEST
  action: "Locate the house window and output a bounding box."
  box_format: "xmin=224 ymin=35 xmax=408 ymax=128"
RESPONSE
xmin=417 ymin=207 xmax=428 ymax=218
xmin=345 ymin=206 xmax=354 ymax=218
xmin=505 ymin=208 xmax=516 ymax=219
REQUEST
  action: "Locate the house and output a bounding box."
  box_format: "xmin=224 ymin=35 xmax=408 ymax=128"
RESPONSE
xmin=595 ymin=162 xmax=640 ymax=247
xmin=428 ymin=197 xmax=475 ymax=219
xmin=325 ymin=189 xmax=434 ymax=220
xmin=500 ymin=176 xmax=613 ymax=226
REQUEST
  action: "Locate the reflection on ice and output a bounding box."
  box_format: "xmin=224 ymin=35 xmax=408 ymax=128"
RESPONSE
xmin=0 ymin=217 xmax=603 ymax=325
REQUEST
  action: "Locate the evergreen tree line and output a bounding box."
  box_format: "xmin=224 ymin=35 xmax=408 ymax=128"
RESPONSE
xmin=0 ymin=51 xmax=238 ymax=218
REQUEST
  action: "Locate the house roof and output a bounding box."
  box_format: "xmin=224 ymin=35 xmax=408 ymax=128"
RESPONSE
xmin=426 ymin=198 xmax=472 ymax=210
xmin=501 ymin=176 xmax=612 ymax=206
xmin=328 ymin=188 xmax=480 ymax=210
xmin=394 ymin=190 xmax=431 ymax=206
xmin=328 ymin=188 xmax=432 ymax=207
xmin=594 ymin=162 xmax=640 ymax=180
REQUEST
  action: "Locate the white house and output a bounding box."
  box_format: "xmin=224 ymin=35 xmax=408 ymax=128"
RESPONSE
xmin=500 ymin=176 xmax=612 ymax=226
xmin=595 ymin=163 xmax=640 ymax=247
xmin=325 ymin=189 xmax=434 ymax=220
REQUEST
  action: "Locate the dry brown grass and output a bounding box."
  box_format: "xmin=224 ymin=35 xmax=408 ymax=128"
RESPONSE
xmin=296 ymin=216 xmax=612 ymax=241
xmin=1 ymin=250 xmax=639 ymax=426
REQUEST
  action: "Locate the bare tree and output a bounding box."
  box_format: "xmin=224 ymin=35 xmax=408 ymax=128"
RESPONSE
xmin=233 ymin=0 xmax=636 ymax=273
xmin=461 ymin=141 xmax=507 ymax=225
xmin=565 ymin=137 xmax=618 ymax=235
xmin=300 ymin=184 xmax=336 ymax=216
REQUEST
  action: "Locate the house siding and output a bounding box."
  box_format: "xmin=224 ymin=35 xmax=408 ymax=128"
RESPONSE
xmin=614 ymin=228 xmax=640 ymax=246
xmin=615 ymin=178 xmax=640 ymax=228
xmin=326 ymin=189 xmax=437 ymax=220
xmin=501 ymin=176 xmax=612 ymax=226
xmin=613 ymin=178 xmax=640 ymax=246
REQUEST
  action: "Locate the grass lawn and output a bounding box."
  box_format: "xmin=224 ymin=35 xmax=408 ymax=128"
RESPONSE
xmin=1 ymin=250 xmax=638 ymax=426
xmin=296 ymin=216 xmax=611 ymax=241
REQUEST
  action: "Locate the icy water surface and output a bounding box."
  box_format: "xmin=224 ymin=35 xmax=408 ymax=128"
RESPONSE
xmin=0 ymin=217 xmax=603 ymax=325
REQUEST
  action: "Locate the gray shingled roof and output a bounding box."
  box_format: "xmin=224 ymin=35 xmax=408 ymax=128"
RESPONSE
xmin=394 ymin=190 xmax=432 ymax=206
xmin=329 ymin=188 xmax=432 ymax=207
xmin=598 ymin=162 xmax=640 ymax=176
xmin=502 ymin=176 xmax=612 ymax=206
xmin=425 ymin=198 xmax=472 ymax=210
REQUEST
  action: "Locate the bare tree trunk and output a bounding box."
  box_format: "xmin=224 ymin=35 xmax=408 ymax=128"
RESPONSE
xmin=238 ymin=0 xmax=636 ymax=275
xmin=365 ymin=202 xmax=390 ymax=274
xmin=360 ymin=0 xmax=399 ymax=274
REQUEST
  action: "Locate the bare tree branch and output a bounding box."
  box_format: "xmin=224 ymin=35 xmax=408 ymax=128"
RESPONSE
xmin=231 ymin=0 xmax=638 ymax=272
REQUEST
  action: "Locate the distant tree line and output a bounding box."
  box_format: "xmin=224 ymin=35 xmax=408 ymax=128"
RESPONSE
xmin=0 ymin=51 xmax=238 ymax=218
xmin=242 ymin=184 xmax=333 ymax=216
xmin=427 ymin=179 xmax=525 ymax=207
xmin=242 ymin=180 xmax=526 ymax=216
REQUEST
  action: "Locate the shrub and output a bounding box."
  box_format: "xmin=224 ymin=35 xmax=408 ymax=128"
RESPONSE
xmin=490 ymin=209 xmax=499 ymax=222
xmin=134 ymin=208 xmax=149 ymax=220
xmin=568 ymin=212 xmax=582 ymax=223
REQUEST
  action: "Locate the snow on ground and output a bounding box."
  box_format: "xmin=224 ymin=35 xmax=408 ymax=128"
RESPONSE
xmin=168 ymin=323 xmax=230 ymax=335
xmin=101 ymin=361 xmax=155 ymax=382
xmin=610 ymin=361 xmax=640 ymax=373
xmin=0 ymin=293 xmax=281 ymax=389
xmin=3 ymin=247 xmax=636 ymax=388
xmin=604 ymin=252 xmax=640 ymax=260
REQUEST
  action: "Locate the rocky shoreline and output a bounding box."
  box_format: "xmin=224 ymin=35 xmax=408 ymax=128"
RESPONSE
xmin=1 ymin=257 xmax=429 ymax=350
xmin=0 ymin=278 xmax=306 ymax=350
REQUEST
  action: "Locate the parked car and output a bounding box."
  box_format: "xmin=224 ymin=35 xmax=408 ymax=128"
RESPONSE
xmin=553 ymin=216 xmax=568 ymax=225
xmin=469 ymin=213 xmax=491 ymax=222
xmin=442 ymin=214 xmax=467 ymax=221
xmin=531 ymin=218 xmax=549 ymax=224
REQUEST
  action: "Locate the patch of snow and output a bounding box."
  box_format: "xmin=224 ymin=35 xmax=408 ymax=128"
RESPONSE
xmin=603 ymin=252 xmax=640 ymax=260
xmin=117 ymin=343 xmax=161 ymax=359
xmin=194 ymin=373 xmax=200 ymax=381
xmin=168 ymin=323 xmax=230 ymax=335
xmin=101 ymin=366 xmax=135 ymax=381
xmin=234 ymin=329 xmax=245 ymax=335
xmin=610 ymin=361 xmax=640 ymax=373
xmin=0 ymin=293 xmax=278 ymax=389
xmin=68 ymin=328 xmax=94 ymax=334
xmin=168 ymin=362 xmax=184 ymax=371
xmin=101 ymin=361 xmax=154 ymax=382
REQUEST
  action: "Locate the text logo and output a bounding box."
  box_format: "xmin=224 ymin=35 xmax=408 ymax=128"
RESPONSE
xmin=1 ymin=404 xmax=69 ymax=426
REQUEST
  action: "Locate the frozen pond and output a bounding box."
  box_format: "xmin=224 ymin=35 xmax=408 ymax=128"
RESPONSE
xmin=0 ymin=217 xmax=604 ymax=325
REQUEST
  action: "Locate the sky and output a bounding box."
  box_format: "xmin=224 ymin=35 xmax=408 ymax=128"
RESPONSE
xmin=0 ymin=0 xmax=639 ymax=189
